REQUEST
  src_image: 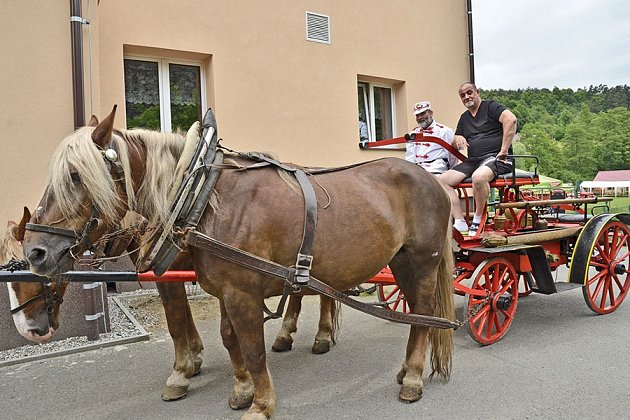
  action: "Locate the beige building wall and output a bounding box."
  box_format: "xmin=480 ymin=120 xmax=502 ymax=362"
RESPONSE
xmin=0 ymin=0 xmax=470 ymax=223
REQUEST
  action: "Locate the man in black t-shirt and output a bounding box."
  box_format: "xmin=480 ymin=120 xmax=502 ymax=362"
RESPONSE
xmin=438 ymin=82 xmax=517 ymax=237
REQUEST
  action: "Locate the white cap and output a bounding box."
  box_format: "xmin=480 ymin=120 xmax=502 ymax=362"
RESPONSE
xmin=413 ymin=101 xmax=432 ymax=115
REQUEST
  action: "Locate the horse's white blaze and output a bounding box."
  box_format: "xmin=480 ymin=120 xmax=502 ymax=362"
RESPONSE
xmin=6 ymin=282 xmax=54 ymax=342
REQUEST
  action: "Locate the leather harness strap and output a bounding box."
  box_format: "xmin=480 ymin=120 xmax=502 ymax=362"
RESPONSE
xmin=237 ymin=152 xmax=317 ymax=284
xmin=184 ymin=230 xmax=460 ymax=330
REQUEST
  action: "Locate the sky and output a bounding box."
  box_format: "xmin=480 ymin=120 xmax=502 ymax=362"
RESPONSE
xmin=472 ymin=0 xmax=630 ymax=90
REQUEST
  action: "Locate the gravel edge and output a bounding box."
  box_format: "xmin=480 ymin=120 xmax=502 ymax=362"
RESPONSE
xmin=0 ymin=294 xmax=150 ymax=367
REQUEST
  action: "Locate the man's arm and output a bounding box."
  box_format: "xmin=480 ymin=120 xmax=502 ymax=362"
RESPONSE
xmin=497 ymin=109 xmax=517 ymax=161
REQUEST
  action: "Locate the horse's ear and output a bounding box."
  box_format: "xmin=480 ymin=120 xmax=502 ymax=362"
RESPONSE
xmin=88 ymin=115 xmax=99 ymax=126
xmin=16 ymin=206 xmax=31 ymax=242
xmin=91 ymin=105 xmax=117 ymax=148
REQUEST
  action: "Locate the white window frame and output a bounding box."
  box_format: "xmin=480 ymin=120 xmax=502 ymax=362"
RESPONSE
xmin=124 ymin=55 xmax=207 ymax=132
xmin=358 ymin=81 xmax=396 ymax=143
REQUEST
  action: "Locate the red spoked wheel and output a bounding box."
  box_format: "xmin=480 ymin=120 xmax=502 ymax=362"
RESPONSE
xmin=518 ymin=274 xmax=533 ymax=297
xmin=582 ymin=221 xmax=630 ymax=314
xmin=377 ymin=284 xmax=409 ymax=313
xmin=464 ymin=257 xmax=519 ymax=345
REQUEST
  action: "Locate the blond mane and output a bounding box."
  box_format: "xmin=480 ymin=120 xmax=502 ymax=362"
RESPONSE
xmin=46 ymin=126 xmax=185 ymax=228
xmin=0 ymin=222 xmax=23 ymax=264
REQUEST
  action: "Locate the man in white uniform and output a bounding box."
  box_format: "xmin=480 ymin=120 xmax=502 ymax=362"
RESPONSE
xmin=405 ymin=101 xmax=459 ymax=174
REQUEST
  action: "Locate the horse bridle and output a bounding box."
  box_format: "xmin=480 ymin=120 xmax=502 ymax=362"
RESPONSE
xmin=16 ymin=147 xmax=124 ymax=317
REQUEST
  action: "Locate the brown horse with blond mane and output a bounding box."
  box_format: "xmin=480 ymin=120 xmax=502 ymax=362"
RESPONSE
xmin=3 ymin=205 xmax=339 ymax=401
xmin=23 ymin=106 xmax=455 ymax=419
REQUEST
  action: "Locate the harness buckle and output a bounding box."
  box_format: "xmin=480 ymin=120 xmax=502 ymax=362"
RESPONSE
xmin=294 ymin=253 xmax=313 ymax=284
xmin=296 ymin=253 xmax=313 ymax=270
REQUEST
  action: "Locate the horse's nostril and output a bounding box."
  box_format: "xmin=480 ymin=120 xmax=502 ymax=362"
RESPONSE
xmin=28 ymin=247 xmax=47 ymax=265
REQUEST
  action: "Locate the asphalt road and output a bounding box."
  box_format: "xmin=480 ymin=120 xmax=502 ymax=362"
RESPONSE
xmin=1 ymin=288 xmax=630 ymax=420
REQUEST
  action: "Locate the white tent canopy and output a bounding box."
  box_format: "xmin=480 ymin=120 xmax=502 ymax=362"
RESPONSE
xmin=580 ymin=181 xmax=630 ymax=196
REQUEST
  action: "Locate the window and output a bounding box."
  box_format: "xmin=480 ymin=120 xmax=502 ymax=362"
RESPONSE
xmin=123 ymin=57 xmax=204 ymax=132
xmin=358 ymin=82 xmax=394 ymax=144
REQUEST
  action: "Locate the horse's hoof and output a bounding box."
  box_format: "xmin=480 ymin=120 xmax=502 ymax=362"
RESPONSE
xmin=398 ymin=385 xmax=423 ymax=403
xmin=396 ymin=368 xmax=406 ymax=384
xmin=241 ymin=411 xmax=269 ymax=420
xmin=161 ymin=384 xmax=188 ymax=401
xmin=193 ymin=357 xmax=203 ymax=376
xmin=229 ymin=391 xmax=254 ymax=410
xmin=311 ymin=339 xmax=331 ymax=354
xmin=271 ymin=337 xmax=293 ymax=352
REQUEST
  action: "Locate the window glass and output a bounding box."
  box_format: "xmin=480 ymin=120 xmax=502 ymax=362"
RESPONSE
xmin=373 ymin=86 xmax=393 ymax=140
xmin=357 ymin=83 xmax=370 ymax=143
xmin=357 ymin=82 xmax=394 ymax=143
xmin=124 ymin=59 xmax=161 ymax=130
xmin=169 ymin=64 xmax=202 ymax=132
xmin=124 ymin=58 xmax=204 ymax=132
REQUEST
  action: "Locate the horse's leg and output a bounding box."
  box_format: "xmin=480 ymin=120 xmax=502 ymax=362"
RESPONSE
xmin=219 ymin=300 xmax=255 ymax=411
xmin=271 ymin=294 xmax=302 ymax=352
xmin=311 ymin=296 xmax=338 ymax=354
xmin=184 ymin=296 xmax=204 ymax=375
xmin=389 ymin=251 xmax=437 ymax=403
xmin=223 ymin=292 xmax=276 ymax=420
xmin=156 ymin=282 xmax=200 ymax=401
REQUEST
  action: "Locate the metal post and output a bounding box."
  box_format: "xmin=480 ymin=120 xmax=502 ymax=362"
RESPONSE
xmin=70 ymin=0 xmax=99 ymax=341
xmin=82 ymin=281 xmax=102 ymax=341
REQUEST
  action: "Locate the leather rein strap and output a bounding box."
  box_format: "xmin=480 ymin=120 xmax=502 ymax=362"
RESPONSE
xmin=184 ymin=230 xmax=460 ymax=330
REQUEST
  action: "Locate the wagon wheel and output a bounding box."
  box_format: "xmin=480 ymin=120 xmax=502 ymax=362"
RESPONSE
xmin=581 ymin=221 xmax=630 ymax=314
xmin=518 ymin=274 xmax=533 ymax=297
xmin=463 ymin=257 xmax=519 ymax=345
xmin=377 ymin=285 xmax=409 ymax=313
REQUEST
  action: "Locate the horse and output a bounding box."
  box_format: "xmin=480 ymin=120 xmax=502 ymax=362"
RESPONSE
xmin=23 ymin=106 xmax=455 ymax=419
xmin=4 ymin=206 xmax=339 ymax=401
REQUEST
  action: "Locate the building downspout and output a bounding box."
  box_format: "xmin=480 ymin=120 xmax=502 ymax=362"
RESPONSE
xmin=70 ymin=0 xmax=86 ymax=128
xmin=70 ymin=0 xmax=101 ymax=341
xmin=466 ymin=0 xmax=475 ymax=84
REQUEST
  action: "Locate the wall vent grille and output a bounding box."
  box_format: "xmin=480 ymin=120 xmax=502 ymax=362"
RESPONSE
xmin=306 ymin=12 xmax=330 ymax=44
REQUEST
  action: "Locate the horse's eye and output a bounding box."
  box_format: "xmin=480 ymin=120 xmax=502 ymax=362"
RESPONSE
xmin=70 ymin=172 xmax=81 ymax=184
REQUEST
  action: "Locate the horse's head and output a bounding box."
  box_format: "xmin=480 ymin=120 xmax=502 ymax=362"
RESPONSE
xmin=3 ymin=207 xmax=67 ymax=342
xmin=23 ymin=106 xmax=134 ymax=277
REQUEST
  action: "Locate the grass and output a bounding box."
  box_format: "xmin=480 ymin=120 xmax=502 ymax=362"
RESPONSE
xmin=606 ymin=196 xmax=630 ymax=212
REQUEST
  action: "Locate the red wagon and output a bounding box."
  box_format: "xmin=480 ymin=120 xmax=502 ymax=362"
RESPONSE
xmin=365 ymin=136 xmax=630 ymax=345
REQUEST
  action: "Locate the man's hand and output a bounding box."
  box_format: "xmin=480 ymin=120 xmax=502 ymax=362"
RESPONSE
xmin=496 ymin=153 xmax=508 ymax=162
xmin=453 ymin=135 xmax=467 ymax=150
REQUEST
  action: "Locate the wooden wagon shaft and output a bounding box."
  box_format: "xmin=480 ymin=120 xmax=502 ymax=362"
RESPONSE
xmin=481 ymin=226 xmax=582 ymax=247
xmin=494 ymin=197 xmax=612 ymax=209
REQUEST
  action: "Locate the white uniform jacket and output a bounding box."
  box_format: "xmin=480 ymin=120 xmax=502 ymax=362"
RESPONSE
xmin=405 ymin=121 xmax=457 ymax=174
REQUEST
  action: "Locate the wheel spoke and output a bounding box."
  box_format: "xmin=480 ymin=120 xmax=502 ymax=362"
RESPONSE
xmin=587 ymin=269 xmax=607 ymax=287
xmin=384 ymin=287 xmax=398 ymax=302
xmin=594 ymin=243 xmax=609 ymax=264
xmin=606 ymin=276 xmax=616 ymax=308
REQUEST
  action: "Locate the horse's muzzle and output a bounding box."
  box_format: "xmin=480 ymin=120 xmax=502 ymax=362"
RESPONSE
xmin=23 ymin=236 xmax=75 ymax=277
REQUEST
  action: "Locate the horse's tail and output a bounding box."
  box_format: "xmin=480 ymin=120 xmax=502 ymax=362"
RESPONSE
xmin=429 ymin=219 xmax=455 ymax=382
xmin=330 ymin=300 xmax=341 ymax=344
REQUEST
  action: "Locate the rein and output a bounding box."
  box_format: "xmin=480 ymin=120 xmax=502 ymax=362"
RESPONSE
xmin=184 ymin=229 xmax=460 ymax=329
